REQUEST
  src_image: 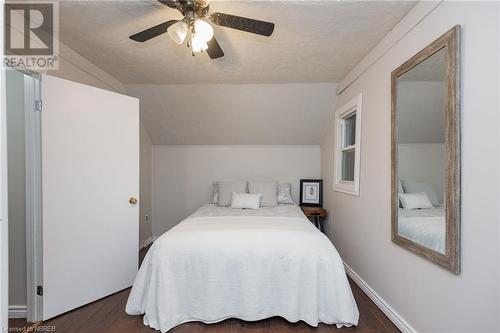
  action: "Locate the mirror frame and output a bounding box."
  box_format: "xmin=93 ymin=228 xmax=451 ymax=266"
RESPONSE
xmin=391 ymin=26 xmax=461 ymax=274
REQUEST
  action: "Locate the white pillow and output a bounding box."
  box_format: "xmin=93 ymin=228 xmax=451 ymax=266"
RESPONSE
xmin=402 ymin=180 xmax=440 ymax=207
xmin=277 ymin=183 xmax=295 ymax=204
xmin=217 ymin=181 xmax=247 ymax=207
xmin=230 ymin=192 xmax=262 ymax=210
xmin=248 ymin=181 xmax=278 ymax=207
xmin=399 ymin=192 xmax=433 ymax=210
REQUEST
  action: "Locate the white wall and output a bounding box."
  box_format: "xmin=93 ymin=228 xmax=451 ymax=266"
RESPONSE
xmin=321 ymin=2 xmax=499 ymax=332
xmin=139 ymin=122 xmax=153 ymax=248
xmin=152 ymin=145 xmax=320 ymax=236
xmin=398 ymin=144 xmax=444 ymax=202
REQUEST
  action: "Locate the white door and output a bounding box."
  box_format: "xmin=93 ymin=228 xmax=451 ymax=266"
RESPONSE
xmin=0 ymin=71 xmax=9 ymax=330
xmin=41 ymin=75 xmax=139 ymax=320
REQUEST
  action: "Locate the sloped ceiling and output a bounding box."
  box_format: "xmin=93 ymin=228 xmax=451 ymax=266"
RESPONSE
xmin=59 ymin=0 xmax=416 ymax=144
xmin=397 ymin=48 xmax=445 ymax=144
xmin=397 ymin=81 xmax=445 ymax=144
xmin=126 ymin=83 xmax=337 ymax=145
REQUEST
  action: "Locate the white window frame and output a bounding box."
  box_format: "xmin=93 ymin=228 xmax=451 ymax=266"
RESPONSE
xmin=333 ymin=93 xmax=362 ymax=196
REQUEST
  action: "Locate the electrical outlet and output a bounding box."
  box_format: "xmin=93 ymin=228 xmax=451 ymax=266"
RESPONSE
xmin=145 ymin=215 xmax=150 ymax=223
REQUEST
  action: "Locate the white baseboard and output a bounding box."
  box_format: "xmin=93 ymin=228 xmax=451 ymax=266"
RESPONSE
xmin=343 ymin=262 xmax=417 ymax=333
xmin=8 ymin=305 xmax=27 ymax=319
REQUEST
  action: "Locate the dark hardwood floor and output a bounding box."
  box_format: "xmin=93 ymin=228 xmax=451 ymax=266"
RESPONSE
xmin=8 ymin=318 xmax=29 ymax=329
xmin=20 ymin=247 xmax=399 ymax=333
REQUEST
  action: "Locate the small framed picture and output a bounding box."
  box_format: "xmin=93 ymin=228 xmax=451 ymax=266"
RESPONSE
xmin=300 ymin=179 xmax=323 ymax=207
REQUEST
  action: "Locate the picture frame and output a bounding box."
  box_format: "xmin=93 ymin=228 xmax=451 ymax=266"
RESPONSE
xmin=299 ymin=179 xmax=323 ymax=207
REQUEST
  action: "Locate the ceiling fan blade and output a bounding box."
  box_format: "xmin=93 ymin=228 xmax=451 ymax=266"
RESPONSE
xmin=129 ymin=20 xmax=178 ymax=42
xmin=157 ymin=0 xmax=177 ymax=8
xmin=206 ymin=37 xmax=224 ymax=59
xmin=210 ymin=13 xmax=274 ymax=37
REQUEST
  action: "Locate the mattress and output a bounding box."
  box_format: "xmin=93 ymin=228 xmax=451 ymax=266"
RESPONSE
xmin=398 ymin=207 xmax=445 ymax=253
xmin=126 ymin=204 xmax=359 ymax=332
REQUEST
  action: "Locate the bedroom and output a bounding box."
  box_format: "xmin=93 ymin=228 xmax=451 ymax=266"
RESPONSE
xmin=0 ymin=1 xmax=499 ymax=332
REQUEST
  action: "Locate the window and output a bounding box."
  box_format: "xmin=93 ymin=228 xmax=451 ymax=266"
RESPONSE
xmin=333 ymin=94 xmax=362 ymax=196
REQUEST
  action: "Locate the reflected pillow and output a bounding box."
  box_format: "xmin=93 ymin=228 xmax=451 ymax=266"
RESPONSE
xmin=217 ymin=181 xmax=247 ymax=207
xmin=399 ymin=192 xmax=433 ymax=210
xmin=398 ymin=179 xmax=404 ymax=194
xmin=397 ymin=179 xmax=404 ymax=208
xmin=211 ymin=182 xmax=218 ymax=204
xmin=402 ymin=180 xmax=440 ymax=207
xmin=277 ymin=183 xmax=295 ymax=204
xmin=231 ymin=192 xmax=262 ymax=210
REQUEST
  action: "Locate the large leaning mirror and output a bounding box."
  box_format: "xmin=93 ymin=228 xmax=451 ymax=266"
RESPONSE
xmin=391 ymin=26 xmax=460 ymax=274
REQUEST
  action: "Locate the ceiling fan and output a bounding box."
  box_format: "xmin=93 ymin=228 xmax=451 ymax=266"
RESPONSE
xmin=129 ymin=0 xmax=275 ymax=59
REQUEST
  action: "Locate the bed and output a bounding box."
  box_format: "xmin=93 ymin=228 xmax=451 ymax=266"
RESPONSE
xmin=125 ymin=203 xmax=359 ymax=332
xmin=398 ymin=207 xmax=445 ymax=253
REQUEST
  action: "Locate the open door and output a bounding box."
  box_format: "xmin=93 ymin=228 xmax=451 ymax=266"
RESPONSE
xmin=40 ymin=75 xmax=139 ymax=320
xmin=0 ymin=69 xmax=9 ymax=331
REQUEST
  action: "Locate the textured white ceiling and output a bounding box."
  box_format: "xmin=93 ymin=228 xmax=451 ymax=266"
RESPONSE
xmin=59 ymin=0 xmax=416 ymax=84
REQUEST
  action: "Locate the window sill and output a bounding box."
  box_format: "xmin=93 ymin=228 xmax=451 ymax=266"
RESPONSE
xmin=333 ymin=184 xmax=359 ymax=197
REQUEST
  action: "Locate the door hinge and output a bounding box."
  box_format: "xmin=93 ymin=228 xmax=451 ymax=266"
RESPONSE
xmin=37 ymin=285 xmax=43 ymax=296
xmin=35 ymin=100 xmax=42 ymax=112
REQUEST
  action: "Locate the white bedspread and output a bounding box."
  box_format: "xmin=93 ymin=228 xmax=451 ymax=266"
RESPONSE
xmin=126 ymin=205 xmax=359 ymax=332
xmin=189 ymin=203 xmax=305 ymax=218
xmin=398 ymin=208 xmax=445 ymax=253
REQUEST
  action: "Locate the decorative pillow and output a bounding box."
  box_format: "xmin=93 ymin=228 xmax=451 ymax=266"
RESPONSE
xmin=211 ymin=182 xmax=218 ymax=204
xmin=217 ymin=181 xmax=247 ymax=207
xmin=230 ymin=192 xmax=262 ymax=210
xmin=402 ymin=180 xmax=440 ymax=207
xmin=399 ymin=192 xmax=433 ymax=210
xmin=277 ymin=183 xmax=295 ymax=204
xmin=248 ymin=181 xmax=278 ymax=207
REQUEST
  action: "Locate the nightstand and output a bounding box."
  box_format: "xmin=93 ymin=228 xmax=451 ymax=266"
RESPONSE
xmin=301 ymin=206 xmax=327 ymax=233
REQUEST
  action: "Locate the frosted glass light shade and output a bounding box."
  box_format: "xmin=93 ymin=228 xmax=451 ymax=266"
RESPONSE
xmin=167 ymin=21 xmax=188 ymax=44
xmin=191 ymin=33 xmax=208 ymax=52
xmin=193 ymin=19 xmax=214 ymax=43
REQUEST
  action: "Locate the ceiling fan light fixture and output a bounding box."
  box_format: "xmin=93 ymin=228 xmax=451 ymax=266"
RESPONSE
xmin=167 ymin=20 xmax=188 ymax=44
xmin=193 ymin=18 xmax=214 ymax=43
xmin=129 ymin=0 xmax=276 ymax=59
xmin=191 ymin=32 xmax=208 ymax=52
xmin=193 ymin=0 xmax=211 ymax=8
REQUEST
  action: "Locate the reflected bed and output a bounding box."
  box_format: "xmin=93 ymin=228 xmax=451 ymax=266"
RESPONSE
xmin=398 ymin=207 xmax=445 ymax=253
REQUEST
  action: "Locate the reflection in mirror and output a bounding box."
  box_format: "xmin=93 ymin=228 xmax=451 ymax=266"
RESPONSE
xmin=396 ymin=48 xmax=446 ymax=254
xmin=391 ymin=26 xmax=460 ymax=274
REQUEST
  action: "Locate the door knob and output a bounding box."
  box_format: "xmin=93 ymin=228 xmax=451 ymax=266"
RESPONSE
xmin=129 ymin=197 xmax=138 ymax=205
